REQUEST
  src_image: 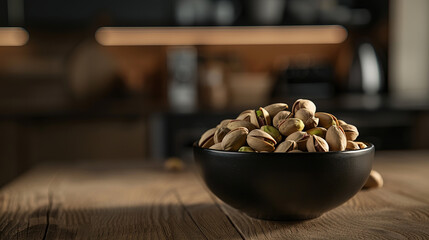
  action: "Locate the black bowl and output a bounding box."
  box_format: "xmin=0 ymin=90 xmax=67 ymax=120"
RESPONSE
xmin=193 ymin=143 xmax=374 ymax=221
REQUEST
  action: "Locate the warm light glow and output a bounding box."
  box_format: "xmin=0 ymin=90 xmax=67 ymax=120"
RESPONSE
xmin=95 ymin=26 xmax=348 ymax=46
xmin=0 ymin=27 xmax=29 ymax=46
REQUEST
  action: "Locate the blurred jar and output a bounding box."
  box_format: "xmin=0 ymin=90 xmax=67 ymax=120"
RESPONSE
xmin=249 ymin=0 xmax=286 ymax=25
xmin=227 ymin=72 xmax=273 ymax=108
xmin=199 ymin=62 xmax=229 ymax=110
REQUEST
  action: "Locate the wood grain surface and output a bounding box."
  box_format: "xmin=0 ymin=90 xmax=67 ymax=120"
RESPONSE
xmin=1 ymin=151 xmax=429 ymax=240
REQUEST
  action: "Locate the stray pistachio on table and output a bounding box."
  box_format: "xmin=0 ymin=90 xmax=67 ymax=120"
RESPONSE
xmin=198 ymin=99 xmax=368 ymax=152
xmin=363 ymin=170 xmax=384 ymax=189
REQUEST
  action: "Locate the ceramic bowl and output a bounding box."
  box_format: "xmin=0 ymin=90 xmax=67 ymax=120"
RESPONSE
xmin=193 ymin=143 xmax=374 ymax=221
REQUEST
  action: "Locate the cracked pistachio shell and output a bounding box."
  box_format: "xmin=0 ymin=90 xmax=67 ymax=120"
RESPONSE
xmin=326 ymin=125 xmax=347 ymax=151
xmin=238 ymin=146 xmax=255 ymax=152
xmin=214 ymin=127 xmax=231 ymax=144
xmin=227 ymin=120 xmax=256 ymax=132
xmin=306 ymin=135 xmax=329 ymax=152
xmin=363 ymin=170 xmax=383 ymax=189
xmin=274 ymin=140 xmax=297 ymax=152
xmin=295 ymin=108 xmax=319 ymax=130
xmin=209 ymin=142 xmax=224 ymax=150
xmin=236 ymin=110 xmax=253 ymax=122
xmin=338 ymin=120 xmax=347 ymax=126
xmin=264 ymin=103 xmax=288 ymax=119
xmin=278 ymin=118 xmax=304 ymax=136
xmin=217 ymin=119 xmax=233 ymax=129
xmin=355 ymin=141 xmax=368 ymax=149
xmin=291 ymin=99 xmax=316 ymax=115
xmin=286 ymin=131 xmax=310 ymax=151
xmin=346 ymin=141 xmax=360 ymax=150
xmin=273 ymin=111 xmax=291 ymax=128
xmin=289 ymin=150 xmax=303 ymax=153
xmin=221 ymin=127 xmax=248 ymax=151
xmin=260 ymin=125 xmax=282 ymax=143
xmin=315 ymin=112 xmax=339 ymax=129
xmin=250 ymin=107 xmax=271 ymax=128
xmin=306 ymin=127 xmax=327 ymax=138
xmin=199 ymin=128 xmax=216 ymax=148
xmin=247 ymin=129 xmax=277 ymax=152
xmin=342 ymin=124 xmax=359 ymax=141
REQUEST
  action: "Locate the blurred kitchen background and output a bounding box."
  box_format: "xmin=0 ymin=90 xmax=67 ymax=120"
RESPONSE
xmin=1 ymin=0 xmax=429 ymax=185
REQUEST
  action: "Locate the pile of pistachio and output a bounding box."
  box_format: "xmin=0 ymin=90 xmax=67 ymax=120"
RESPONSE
xmin=198 ymin=99 xmax=368 ymax=153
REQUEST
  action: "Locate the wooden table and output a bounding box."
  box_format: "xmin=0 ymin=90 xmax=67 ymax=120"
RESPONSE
xmin=1 ymin=151 xmax=429 ymax=239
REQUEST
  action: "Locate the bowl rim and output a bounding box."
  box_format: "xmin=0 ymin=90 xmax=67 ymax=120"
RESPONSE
xmin=193 ymin=142 xmax=374 ymax=156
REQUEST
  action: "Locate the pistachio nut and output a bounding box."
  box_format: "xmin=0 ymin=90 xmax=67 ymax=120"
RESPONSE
xmin=247 ymin=129 xmax=277 ymax=152
xmin=326 ymin=125 xmax=347 ymax=151
xmin=363 ymin=170 xmax=383 ymax=189
xmin=250 ymin=107 xmax=271 ymax=128
xmin=273 ymin=110 xmax=291 ymax=128
xmin=238 ymin=146 xmax=255 ymax=152
xmin=306 ymin=127 xmax=327 ymax=138
xmin=306 ymin=135 xmax=329 ymax=152
xmin=199 ymin=128 xmax=216 ymax=148
xmin=295 ymin=108 xmax=319 ymax=130
xmin=342 ymin=124 xmax=359 ymax=141
xmin=164 ymin=157 xmax=184 ymax=171
xmin=291 ymin=99 xmax=316 ymax=115
xmin=355 ymin=141 xmax=368 ymax=149
xmin=221 ymin=127 xmax=249 ymax=151
xmin=217 ymin=119 xmax=233 ymax=129
xmin=199 ymin=99 xmax=366 ymax=153
xmin=227 ymin=120 xmax=256 ymax=132
xmin=209 ymin=142 xmax=224 ymax=150
xmin=315 ymin=112 xmax=339 ymax=129
xmin=285 ymin=131 xmax=310 ymax=151
xmin=264 ymin=103 xmax=288 ymax=119
xmin=274 ymin=140 xmax=297 ymax=152
xmin=260 ymin=125 xmax=282 ymax=143
xmin=236 ymin=110 xmax=253 ymax=122
xmin=278 ymin=118 xmax=305 ymax=136
xmin=214 ymin=127 xmax=230 ymax=143
xmin=346 ymin=141 xmax=360 ymax=150
xmin=338 ymin=119 xmax=347 ymax=126
xmin=289 ymin=149 xmax=303 ymax=153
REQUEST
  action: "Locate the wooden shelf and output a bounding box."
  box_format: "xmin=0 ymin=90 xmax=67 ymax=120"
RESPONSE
xmin=0 ymin=27 xmax=29 ymax=46
xmin=95 ymin=25 xmax=348 ymax=46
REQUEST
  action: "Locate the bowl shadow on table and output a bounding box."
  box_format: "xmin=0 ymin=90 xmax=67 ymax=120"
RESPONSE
xmin=4 ymin=203 xmax=305 ymax=240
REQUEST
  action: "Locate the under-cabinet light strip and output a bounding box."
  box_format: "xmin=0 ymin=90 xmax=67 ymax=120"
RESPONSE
xmin=95 ymin=26 xmax=347 ymax=46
